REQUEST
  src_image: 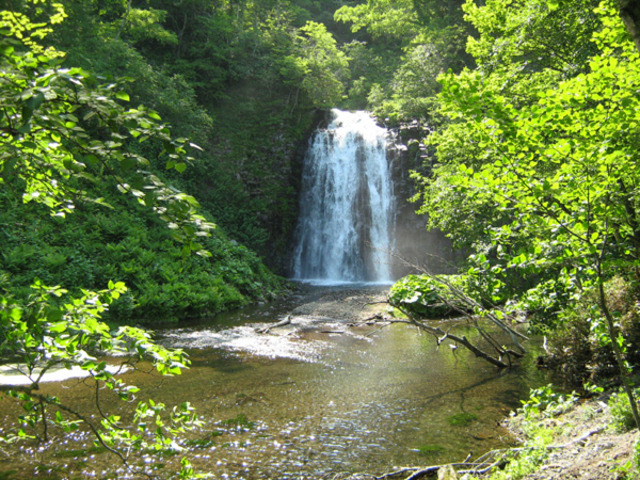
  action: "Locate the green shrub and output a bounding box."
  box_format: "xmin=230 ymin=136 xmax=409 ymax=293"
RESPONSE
xmin=546 ymin=275 xmax=640 ymax=385
xmin=0 ymin=179 xmax=286 ymax=325
xmin=609 ymin=389 xmax=639 ymax=432
xmin=109 ymin=291 xmax=136 ymax=321
xmin=519 ymin=384 xmax=578 ymax=419
xmin=388 ymin=274 xmax=472 ymax=318
xmin=634 ymin=436 xmax=640 ymax=475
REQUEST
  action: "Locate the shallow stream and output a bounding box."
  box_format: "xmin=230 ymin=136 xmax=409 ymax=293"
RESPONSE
xmin=0 ymin=286 xmax=550 ymax=479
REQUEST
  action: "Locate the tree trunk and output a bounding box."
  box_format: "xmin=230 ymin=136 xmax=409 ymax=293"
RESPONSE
xmin=620 ymin=0 xmax=640 ymax=54
xmin=597 ymin=273 xmax=640 ymax=428
xmin=116 ymin=0 xmax=132 ymax=39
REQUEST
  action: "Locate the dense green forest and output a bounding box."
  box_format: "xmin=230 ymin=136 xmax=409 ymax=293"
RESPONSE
xmin=0 ymin=0 xmax=479 ymax=322
xmin=0 ymin=0 xmax=479 ymax=323
xmin=3 ymin=0 xmax=640 ymax=477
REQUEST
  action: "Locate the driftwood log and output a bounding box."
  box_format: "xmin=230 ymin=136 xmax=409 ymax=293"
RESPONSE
xmin=255 ymin=314 xmax=291 ymax=334
xmin=336 ymin=427 xmax=605 ymax=480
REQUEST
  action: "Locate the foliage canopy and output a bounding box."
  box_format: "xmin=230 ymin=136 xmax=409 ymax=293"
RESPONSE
xmin=410 ymin=0 xmax=640 ymax=423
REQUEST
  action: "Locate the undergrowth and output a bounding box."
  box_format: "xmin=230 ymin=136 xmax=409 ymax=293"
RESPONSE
xmin=0 ymin=185 xmax=286 ymax=325
xmin=545 ymin=276 xmax=640 ymax=387
xmin=462 ymin=384 xmax=578 ymax=480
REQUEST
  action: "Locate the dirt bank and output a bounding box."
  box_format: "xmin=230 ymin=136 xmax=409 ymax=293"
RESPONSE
xmin=503 ymin=395 xmax=637 ymax=480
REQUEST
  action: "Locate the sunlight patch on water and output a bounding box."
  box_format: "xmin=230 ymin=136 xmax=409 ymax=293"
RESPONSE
xmin=161 ymin=325 xmax=329 ymax=362
xmin=0 ymin=363 xmax=130 ymax=385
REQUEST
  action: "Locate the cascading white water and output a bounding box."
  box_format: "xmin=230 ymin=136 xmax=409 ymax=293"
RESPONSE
xmin=292 ymin=109 xmax=395 ymax=284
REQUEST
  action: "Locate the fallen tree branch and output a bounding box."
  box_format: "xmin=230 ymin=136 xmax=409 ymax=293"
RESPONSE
xmin=385 ymin=312 xmax=511 ymax=368
xmin=255 ymin=314 xmax=291 ymax=334
xmin=338 ymin=425 xmax=607 ymax=480
xmin=389 ymin=255 xmax=529 ymax=354
xmin=373 ymin=467 xmax=418 ymax=479
xmin=555 ymin=426 xmax=605 ymax=448
xmin=362 ymin=301 xmax=389 ymax=307
xmin=362 ymin=313 xmax=385 ymax=323
xmin=364 ymin=322 xmax=391 ymax=338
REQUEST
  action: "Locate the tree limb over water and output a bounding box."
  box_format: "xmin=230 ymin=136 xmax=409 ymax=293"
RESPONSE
xmin=380 ymin=314 xmax=520 ymax=369
xmin=385 ymin=253 xmax=529 ymax=368
xmin=255 ymin=306 xmax=524 ymax=369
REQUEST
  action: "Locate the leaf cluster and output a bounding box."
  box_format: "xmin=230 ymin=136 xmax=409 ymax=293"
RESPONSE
xmin=1 ymin=7 xmax=214 ymax=256
xmin=416 ymin=0 xmax=640 ymax=328
xmin=335 ymin=0 xmax=473 ymax=122
xmin=0 ymin=281 xmax=204 ymax=477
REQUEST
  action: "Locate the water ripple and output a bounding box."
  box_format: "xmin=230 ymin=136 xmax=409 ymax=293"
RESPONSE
xmin=160 ymin=325 xmax=328 ymax=363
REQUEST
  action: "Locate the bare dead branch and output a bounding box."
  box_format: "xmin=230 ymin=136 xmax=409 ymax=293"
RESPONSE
xmin=390 ymin=254 xmax=529 ymax=351
xmin=385 ymin=310 xmax=510 ymax=368
xmin=255 ymin=314 xmax=292 ymax=334
xmin=362 ymin=301 xmax=389 ymax=308
xmin=341 ymin=426 xmax=606 ymax=480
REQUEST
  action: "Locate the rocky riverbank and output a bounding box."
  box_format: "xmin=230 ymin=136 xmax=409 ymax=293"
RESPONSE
xmin=289 ymin=285 xmax=390 ymax=322
xmin=334 ymin=394 xmax=637 ymax=480
xmin=501 ymin=394 xmax=637 ymax=480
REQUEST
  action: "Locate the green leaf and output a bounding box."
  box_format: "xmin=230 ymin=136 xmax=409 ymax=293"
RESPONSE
xmin=17 ymin=123 xmax=32 ymax=134
xmin=26 ymin=91 xmax=45 ymax=112
xmin=0 ymin=45 xmax=15 ymax=57
xmin=49 ymin=321 xmax=67 ymax=333
xmin=47 ymin=308 xmax=63 ymax=322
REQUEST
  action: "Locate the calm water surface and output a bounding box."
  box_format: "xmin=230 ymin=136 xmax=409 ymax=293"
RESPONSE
xmin=0 ymin=287 xmax=549 ymax=479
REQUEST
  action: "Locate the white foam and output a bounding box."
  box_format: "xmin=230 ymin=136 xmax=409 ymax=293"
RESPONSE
xmin=161 ymin=326 xmax=327 ymax=363
xmin=0 ymin=363 xmax=130 ymax=385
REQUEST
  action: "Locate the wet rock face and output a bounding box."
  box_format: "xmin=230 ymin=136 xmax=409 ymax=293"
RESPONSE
xmin=388 ymin=122 xmax=457 ymax=277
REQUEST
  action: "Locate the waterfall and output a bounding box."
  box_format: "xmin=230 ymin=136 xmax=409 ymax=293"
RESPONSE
xmin=292 ymin=109 xmax=395 ymax=285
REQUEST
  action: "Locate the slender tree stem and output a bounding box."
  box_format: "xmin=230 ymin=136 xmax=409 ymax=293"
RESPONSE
xmin=597 ymin=271 xmax=640 ymax=428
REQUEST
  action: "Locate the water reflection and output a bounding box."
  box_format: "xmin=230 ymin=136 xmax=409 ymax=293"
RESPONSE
xmin=150 ymin=317 xmax=545 ymax=478
xmin=0 ymin=288 xmax=550 ymax=479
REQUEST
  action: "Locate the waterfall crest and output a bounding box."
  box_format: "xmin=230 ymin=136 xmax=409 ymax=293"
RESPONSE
xmin=292 ymin=109 xmax=395 ymax=285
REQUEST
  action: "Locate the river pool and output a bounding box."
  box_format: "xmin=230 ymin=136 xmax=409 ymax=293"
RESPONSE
xmin=0 ymin=286 xmax=550 ymax=479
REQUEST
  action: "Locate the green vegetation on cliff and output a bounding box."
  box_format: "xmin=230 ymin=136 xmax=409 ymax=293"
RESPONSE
xmin=44 ymin=0 xmax=352 ymax=263
xmin=1 ymin=1 xmax=292 ymax=323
